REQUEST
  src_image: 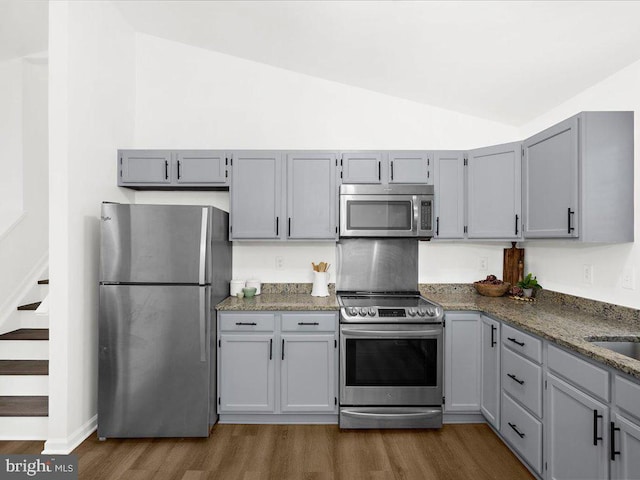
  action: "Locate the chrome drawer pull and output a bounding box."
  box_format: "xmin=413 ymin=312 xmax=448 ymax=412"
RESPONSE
xmin=508 ymin=422 xmax=525 ymax=438
xmin=507 ymin=373 xmax=525 ymax=385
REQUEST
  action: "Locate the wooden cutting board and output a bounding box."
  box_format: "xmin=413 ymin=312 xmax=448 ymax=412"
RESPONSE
xmin=503 ymin=242 xmax=524 ymax=286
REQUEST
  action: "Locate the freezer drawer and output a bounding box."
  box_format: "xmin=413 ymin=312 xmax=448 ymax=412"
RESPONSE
xmin=98 ymin=284 xmax=210 ymax=438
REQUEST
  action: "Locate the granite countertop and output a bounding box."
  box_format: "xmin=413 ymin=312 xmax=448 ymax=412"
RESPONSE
xmin=216 ymin=293 xmax=340 ymax=311
xmin=421 ymin=286 xmax=640 ymax=381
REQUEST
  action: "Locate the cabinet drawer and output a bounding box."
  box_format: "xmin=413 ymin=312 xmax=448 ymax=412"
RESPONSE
xmin=502 ymin=324 xmax=542 ymax=363
xmin=219 ymin=313 xmax=275 ymax=332
xmin=548 ymin=344 xmax=609 ymax=402
xmin=501 ymin=392 xmax=543 ymax=474
xmin=281 ymin=314 xmax=337 ymax=332
xmin=615 ymin=374 xmax=640 ymax=421
xmin=502 ymin=346 xmax=543 ymax=417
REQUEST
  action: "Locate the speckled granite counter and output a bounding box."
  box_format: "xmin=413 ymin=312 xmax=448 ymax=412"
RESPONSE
xmin=420 ymin=285 xmax=640 ymax=381
xmin=216 ymin=293 xmax=339 ymax=312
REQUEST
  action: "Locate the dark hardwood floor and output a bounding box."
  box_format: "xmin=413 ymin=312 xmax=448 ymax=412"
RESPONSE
xmin=0 ymin=424 xmax=534 ymax=480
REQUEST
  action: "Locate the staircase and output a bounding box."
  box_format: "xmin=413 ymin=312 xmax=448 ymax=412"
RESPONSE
xmin=0 ymin=278 xmax=49 ymax=440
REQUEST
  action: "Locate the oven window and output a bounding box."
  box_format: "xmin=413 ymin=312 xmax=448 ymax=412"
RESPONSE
xmin=345 ymin=338 xmax=438 ymax=387
xmin=347 ymin=200 xmax=412 ymax=231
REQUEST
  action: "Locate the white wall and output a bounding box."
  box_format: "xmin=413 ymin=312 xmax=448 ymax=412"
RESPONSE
xmin=0 ymin=58 xmax=24 ymax=235
xmin=133 ymin=34 xmax=518 ymax=284
xmin=0 ymin=56 xmax=49 ymax=330
xmin=46 ymin=0 xmax=135 ymax=454
xmin=516 ymin=59 xmax=640 ymax=309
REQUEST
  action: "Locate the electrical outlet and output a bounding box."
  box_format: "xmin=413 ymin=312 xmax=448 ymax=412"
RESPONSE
xmin=622 ymin=267 xmax=635 ymax=290
xmin=479 ymin=257 xmax=488 ymax=271
xmin=582 ymin=264 xmax=593 ymax=285
xmin=275 ymin=256 xmax=284 ymax=270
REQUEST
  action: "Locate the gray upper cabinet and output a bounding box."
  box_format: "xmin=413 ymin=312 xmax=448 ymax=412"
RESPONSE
xmin=434 ymin=151 xmax=466 ymax=239
xmin=230 ymin=151 xmax=283 ymax=240
xmin=467 ymin=142 xmax=521 ymax=239
xmin=340 ymin=152 xmax=383 ymax=184
xmin=119 ymin=150 xmax=172 ymax=186
xmin=388 ymin=151 xmax=432 ymax=184
xmin=523 ymin=112 xmax=634 ymax=242
xmin=286 ymin=152 xmax=338 ymax=240
xmin=175 ymin=150 xmax=228 ymax=185
xmin=118 ymin=149 xmax=229 ymax=188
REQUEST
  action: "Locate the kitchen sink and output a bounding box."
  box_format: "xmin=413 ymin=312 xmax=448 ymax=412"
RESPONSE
xmin=589 ymin=339 xmax=640 ymax=361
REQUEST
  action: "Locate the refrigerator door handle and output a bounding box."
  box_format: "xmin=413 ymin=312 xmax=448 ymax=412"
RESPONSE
xmin=199 ymin=287 xmax=206 ymax=362
xmin=198 ymin=208 xmax=209 ymax=285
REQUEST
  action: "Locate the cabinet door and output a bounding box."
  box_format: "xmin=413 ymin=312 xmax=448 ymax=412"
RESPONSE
xmin=287 ymin=152 xmax=337 ymax=239
xmin=176 ymin=150 xmax=228 ymax=185
xmin=119 ymin=150 xmax=172 ymax=185
xmin=467 ymin=142 xmax=521 ymax=239
xmin=546 ymin=372 xmax=609 ymax=480
xmin=219 ymin=334 xmax=275 ymax=412
xmin=444 ymin=312 xmax=481 ymax=412
xmin=281 ymin=334 xmax=337 ymax=413
xmin=389 ymin=151 xmax=432 ymax=184
xmin=611 ymin=413 xmax=640 ymax=480
xmin=434 ymin=151 xmax=465 ymax=239
xmin=480 ymin=315 xmax=500 ymax=428
xmin=341 ymin=152 xmax=383 ymax=184
xmin=523 ymin=116 xmax=579 ymax=238
xmin=230 ymin=151 xmax=283 ymax=239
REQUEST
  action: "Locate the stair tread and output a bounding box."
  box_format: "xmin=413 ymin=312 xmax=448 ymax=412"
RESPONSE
xmin=0 ymin=329 xmax=49 ymax=341
xmin=37 ymin=279 xmax=49 ymax=285
xmin=0 ymin=396 xmax=48 ymax=417
xmin=17 ymin=302 xmax=42 ymax=311
xmin=0 ymin=360 xmax=48 ymax=375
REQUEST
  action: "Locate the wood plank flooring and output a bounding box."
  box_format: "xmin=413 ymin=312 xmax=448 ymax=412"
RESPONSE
xmin=0 ymin=424 xmax=534 ymax=480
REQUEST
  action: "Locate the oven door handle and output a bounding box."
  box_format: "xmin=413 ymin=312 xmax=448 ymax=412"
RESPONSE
xmin=340 ymin=329 xmax=441 ymax=337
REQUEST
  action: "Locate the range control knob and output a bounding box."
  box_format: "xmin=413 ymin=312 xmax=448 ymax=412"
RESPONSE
xmin=408 ymin=307 xmax=417 ymax=317
xmin=358 ymin=308 xmax=368 ymax=317
xmin=347 ymin=307 xmax=357 ymax=316
xmin=427 ymin=308 xmax=436 ymax=317
xmin=368 ymin=307 xmax=376 ymax=316
xmin=418 ymin=308 xmax=427 ymax=317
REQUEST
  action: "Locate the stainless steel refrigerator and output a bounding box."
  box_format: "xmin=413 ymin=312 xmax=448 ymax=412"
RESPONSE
xmin=97 ymin=203 xmax=231 ymax=439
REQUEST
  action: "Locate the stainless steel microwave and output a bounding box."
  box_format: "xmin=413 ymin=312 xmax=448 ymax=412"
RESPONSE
xmin=339 ymin=184 xmax=434 ymax=239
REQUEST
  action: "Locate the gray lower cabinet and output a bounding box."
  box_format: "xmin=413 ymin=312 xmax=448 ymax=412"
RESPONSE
xmin=286 ymin=152 xmax=338 ymax=240
xmin=467 ymin=142 xmax=521 ymax=239
xmin=480 ymin=315 xmax=500 ymax=429
xmin=230 ymin=151 xmax=283 ymax=240
xmin=218 ymin=311 xmax=338 ymax=419
xmin=546 ymin=372 xmax=609 ymax=480
xmin=610 ymin=413 xmax=640 ymax=480
xmin=118 ymin=150 xmax=229 ymax=188
xmin=523 ymin=111 xmax=634 ymax=241
xmin=340 ymin=151 xmax=383 ymax=184
xmin=434 ymin=151 xmax=466 ymax=239
xmin=443 ymin=312 xmax=481 ymax=412
xmin=388 ymin=151 xmax=432 ymax=184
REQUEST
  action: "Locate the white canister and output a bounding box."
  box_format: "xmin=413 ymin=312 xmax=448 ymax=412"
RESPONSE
xmin=311 ymin=272 xmax=329 ymax=297
xmin=246 ymin=279 xmax=261 ymax=295
xmin=230 ymin=279 xmax=245 ymax=296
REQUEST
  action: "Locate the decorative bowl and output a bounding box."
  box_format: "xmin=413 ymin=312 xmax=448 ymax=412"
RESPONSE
xmin=242 ymin=287 xmax=257 ymax=298
xmin=474 ymin=282 xmax=511 ymax=297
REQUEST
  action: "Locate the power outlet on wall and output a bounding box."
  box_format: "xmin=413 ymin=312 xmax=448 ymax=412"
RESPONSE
xmin=479 ymin=257 xmax=488 ymax=271
xmin=622 ymin=267 xmax=636 ymax=290
xmin=275 ymin=256 xmax=284 ymax=271
xmin=582 ymin=264 xmax=593 ymax=285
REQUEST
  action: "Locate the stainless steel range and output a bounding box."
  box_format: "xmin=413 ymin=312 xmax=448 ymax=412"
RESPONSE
xmin=337 ymin=239 xmax=444 ymax=429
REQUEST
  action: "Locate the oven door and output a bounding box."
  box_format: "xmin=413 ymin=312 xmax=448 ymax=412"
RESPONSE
xmin=340 ymin=323 xmax=443 ymax=406
xmin=340 ymin=194 xmax=418 ymax=237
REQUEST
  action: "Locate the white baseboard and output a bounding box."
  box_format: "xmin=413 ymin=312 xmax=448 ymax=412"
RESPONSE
xmin=42 ymin=414 xmax=97 ymax=455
